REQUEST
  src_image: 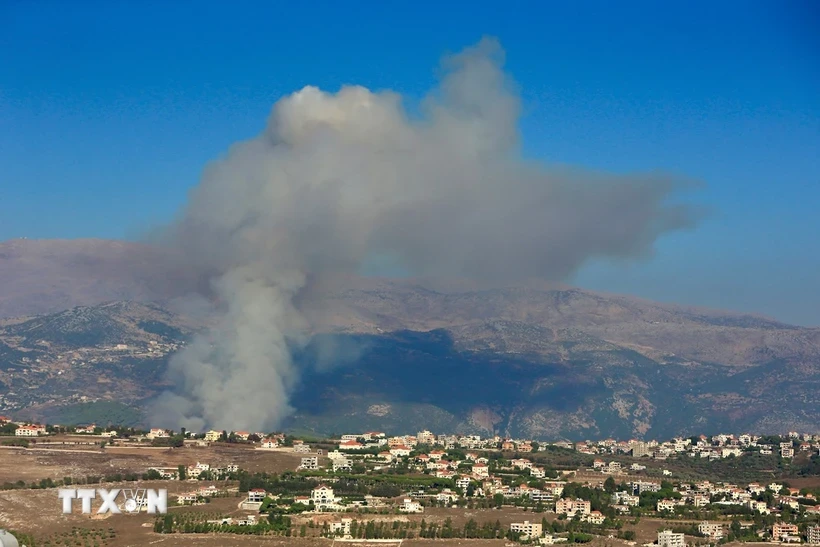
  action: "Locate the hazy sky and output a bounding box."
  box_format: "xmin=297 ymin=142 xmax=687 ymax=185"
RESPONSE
xmin=1 ymin=1 xmax=818 ymax=325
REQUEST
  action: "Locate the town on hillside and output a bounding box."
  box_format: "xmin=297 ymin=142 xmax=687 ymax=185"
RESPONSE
xmin=1 ymin=417 xmax=819 ymax=545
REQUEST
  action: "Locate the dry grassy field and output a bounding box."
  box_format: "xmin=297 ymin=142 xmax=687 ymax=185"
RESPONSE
xmin=0 ymin=440 xmax=306 ymax=484
xmin=0 ymin=441 xmax=316 ymax=544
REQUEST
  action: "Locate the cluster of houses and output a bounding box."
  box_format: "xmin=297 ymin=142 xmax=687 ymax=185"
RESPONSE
xmin=659 ymin=524 xmax=820 ymax=545
xmin=334 ymin=430 xmax=536 ymax=453
xmin=312 ymin=428 xmax=820 ymax=465
xmin=578 ymin=432 xmax=820 ymax=461
xmin=176 ymin=484 xmax=228 ymax=505
xmin=5 ymin=417 xmax=819 ymax=463
xmin=148 ymin=460 xmax=239 ymax=482
xmin=651 ymin=480 xmax=820 ymax=518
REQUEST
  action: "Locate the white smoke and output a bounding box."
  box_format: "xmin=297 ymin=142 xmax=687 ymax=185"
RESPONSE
xmin=150 ymin=38 xmax=699 ymax=431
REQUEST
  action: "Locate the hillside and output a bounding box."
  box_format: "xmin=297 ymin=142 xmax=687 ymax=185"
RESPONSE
xmin=0 ymin=301 xmax=197 ymax=417
xmin=0 ymin=238 xmax=818 ymax=438
xmin=307 ymin=278 xmax=820 ymax=367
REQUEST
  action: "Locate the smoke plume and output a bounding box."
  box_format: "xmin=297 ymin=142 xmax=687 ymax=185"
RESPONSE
xmin=150 ymin=38 xmax=699 ymax=431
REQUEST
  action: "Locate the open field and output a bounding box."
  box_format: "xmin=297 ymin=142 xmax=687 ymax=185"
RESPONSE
xmin=0 ymin=440 xmax=307 ymax=484
xmin=0 ymin=443 xmax=322 ymax=544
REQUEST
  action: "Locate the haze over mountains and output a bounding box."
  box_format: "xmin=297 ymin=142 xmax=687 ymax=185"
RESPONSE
xmin=1 ymin=238 xmax=818 ymax=439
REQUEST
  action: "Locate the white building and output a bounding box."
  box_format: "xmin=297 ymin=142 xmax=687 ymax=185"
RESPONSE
xmin=247 ymin=488 xmax=267 ymax=503
xmin=299 ymin=456 xmax=319 ymax=470
xmin=747 ymin=499 xmax=769 ymax=513
xmin=260 ymin=438 xmax=279 ymax=449
xmin=658 ymin=530 xmax=685 ymax=547
xmin=399 ymin=498 xmax=423 ymax=513
xmin=471 ymin=464 xmax=489 ymax=478
xmin=456 ymin=476 xmax=472 ymax=490
xmin=147 ymin=428 xmax=170 ymax=439
xmin=807 ymin=525 xmax=820 ymax=545
xmin=329 ymin=518 xmax=353 ymax=538
xmin=657 ymin=499 xmax=682 ymax=512
xmin=332 ymin=456 xmax=352 ymax=472
xmin=613 ymin=491 xmax=639 ymax=506
xmin=312 ymin=484 xmax=342 ymax=511
xmin=698 ymin=522 xmax=724 ymax=540
xmin=389 ymin=445 xmax=412 ymax=457
xmin=436 ymin=489 xmax=458 ymax=504
xmin=293 ymin=442 xmax=312 ymax=453
xmin=15 ymin=425 xmax=45 ymax=436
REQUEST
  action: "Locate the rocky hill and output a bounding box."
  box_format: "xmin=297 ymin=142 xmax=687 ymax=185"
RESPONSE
xmin=0 ymin=238 xmax=818 ymax=438
xmin=0 ymin=301 xmax=197 ymax=420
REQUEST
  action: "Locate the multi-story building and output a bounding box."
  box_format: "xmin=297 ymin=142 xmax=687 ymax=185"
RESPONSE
xmin=417 ymin=430 xmax=436 ymax=445
xmin=807 ymin=525 xmax=820 ymax=545
xmin=471 ymin=464 xmax=489 ymax=478
xmin=631 ymin=480 xmax=661 ymax=494
xmin=555 ymin=498 xmax=591 ymax=516
xmin=693 ymin=494 xmax=710 ymax=507
xmin=293 ymin=442 xmax=312 ymax=453
xmin=746 ymin=500 xmax=768 ymax=513
xmin=399 ymin=498 xmax=423 ymax=513
xmin=772 ymin=523 xmax=799 ymax=542
xmin=658 ymin=530 xmax=685 ymax=547
xmin=698 ymin=522 xmax=724 ymax=540
xmin=657 ymin=499 xmax=682 ymax=512
xmin=247 ymin=488 xmax=267 ymax=503
xmin=613 ymin=491 xmax=640 ymax=506
xmin=329 ymin=518 xmax=353 ymax=538
xmin=299 ymin=456 xmax=318 ymax=470
xmin=510 ymin=521 xmax=542 ymax=540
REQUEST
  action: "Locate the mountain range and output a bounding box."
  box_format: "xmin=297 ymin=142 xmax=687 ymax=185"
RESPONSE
xmin=1 ymin=238 xmax=818 ymax=439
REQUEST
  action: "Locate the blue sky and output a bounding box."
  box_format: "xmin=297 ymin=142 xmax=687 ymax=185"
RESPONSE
xmin=1 ymin=1 xmax=818 ymax=325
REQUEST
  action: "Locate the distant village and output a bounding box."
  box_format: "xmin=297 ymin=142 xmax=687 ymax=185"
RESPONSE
xmin=2 ymin=417 xmax=819 ymax=544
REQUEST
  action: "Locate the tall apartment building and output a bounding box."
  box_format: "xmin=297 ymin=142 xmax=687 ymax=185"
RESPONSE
xmin=631 ymin=441 xmax=651 ymax=457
